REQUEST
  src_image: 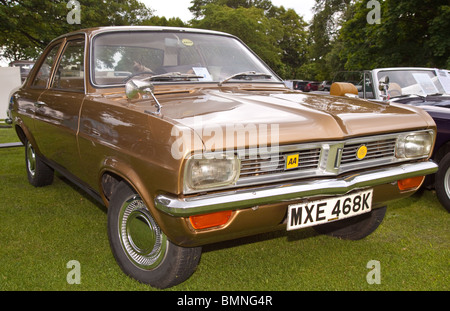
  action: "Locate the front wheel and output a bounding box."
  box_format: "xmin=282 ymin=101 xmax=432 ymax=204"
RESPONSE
xmin=435 ymin=152 xmax=450 ymax=212
xmin=107 ymin=182 xmax=201 ymax=288
xmin=313 ymin=206 xmax=387 ymax=240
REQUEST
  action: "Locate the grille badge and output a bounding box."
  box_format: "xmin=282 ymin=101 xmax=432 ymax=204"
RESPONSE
xmin=356 ymin=145 xmax=368 ymax=160
xmin=285 ymin=154 xmax=299 ymax=170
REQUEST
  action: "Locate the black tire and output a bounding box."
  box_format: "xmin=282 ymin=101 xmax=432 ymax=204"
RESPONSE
xmin=313 ymin=206 xmax=387 ymax=240
xmin=107 ymin=182 xmax=201 ymax=289
xmin=25 ymin=140 xmax=54 ymax=187
xmin=435 ymin=152 xmax=450 ymax=212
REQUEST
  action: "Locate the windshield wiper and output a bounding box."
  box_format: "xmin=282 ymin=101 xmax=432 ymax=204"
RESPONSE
xmin=146 ymin=72 xmax=203 ymax=81
xmin=218 ymin=71 xmax=272 ymax=86
xmin=392 ymin=94 xmax=426 ymax=101
xmin=393 ymin=93 xmax=445 ymax=100
xmin=124 ymin=71 xmax=202 ymax=83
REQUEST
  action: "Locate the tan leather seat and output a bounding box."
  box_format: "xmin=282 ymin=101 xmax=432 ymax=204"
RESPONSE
xmin=388 ymin=82 xmax=402 ymax=97
xmin=330 ymin=82 xmax=358 ymax=96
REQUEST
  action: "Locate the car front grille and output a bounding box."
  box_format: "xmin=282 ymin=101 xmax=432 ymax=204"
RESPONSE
xmin=340 ymin=138 xmax=397 ymax=165
xmin=239 ymin=148 xmax=321 ymax=178
xmin=234 ymin=134 xmax=400 ymax=188
xmin=182 ymin=130 xmax=434 ymax=194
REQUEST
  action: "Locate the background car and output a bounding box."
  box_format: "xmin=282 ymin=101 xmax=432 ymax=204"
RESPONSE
xmin=304 ymin=81 xmax=320 ymax=92
xmin=358 ymin=67 xmax=450 ymax=212
xmin=292 ymin=80 xmax=309 ymax=91
xmin=318 ymin=80 xmax=331 ymax=91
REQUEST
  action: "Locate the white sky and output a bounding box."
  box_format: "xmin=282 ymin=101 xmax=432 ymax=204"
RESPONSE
xmin=140 ymin=0 xmax=316 ymax=22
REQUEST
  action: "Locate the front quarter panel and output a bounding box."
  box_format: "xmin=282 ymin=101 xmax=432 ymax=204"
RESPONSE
xmin=77 ymin=95 xmax=188 ymax=206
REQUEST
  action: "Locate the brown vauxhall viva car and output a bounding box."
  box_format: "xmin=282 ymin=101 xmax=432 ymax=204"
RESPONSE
xmin=8 ymin=26 xmax=438 ymax=288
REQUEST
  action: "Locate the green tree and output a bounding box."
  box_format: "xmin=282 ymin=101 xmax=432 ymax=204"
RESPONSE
xmin=0 ymin=0 xmax=153 ymax=61
xmin=189 ymin=0 xmax=309 ymax=79
xmin=266 ymin=6 xmax=308 ymax=78
xmin=189 ymin=0 xmax=273 ymax=18
xmin=428 ymin=5 xmax=450 ymax=68
xmin=302 ymin=0 xmax=353 ymax=80
xmin=140 ymin=16 xmax=186 ymax=27
xmin=191 ymin=4 xmax=284 ymax=74
xmin=339 ymin=0 xmax=450 ymax=70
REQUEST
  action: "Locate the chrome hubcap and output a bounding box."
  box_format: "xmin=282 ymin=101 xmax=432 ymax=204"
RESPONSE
xmin=119 ymin=195 xmax=167 ymax=269
xmin=26 ymin=142 xmax=36 ymax=178
xmin=444 ymin=166 xmax=450 ymax=199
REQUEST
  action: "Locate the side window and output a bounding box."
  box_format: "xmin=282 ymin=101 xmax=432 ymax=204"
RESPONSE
xmin=31 ymin=44 xmax=61 ymax=88
xmin=53 ymin=39 xmax=85 ymax=91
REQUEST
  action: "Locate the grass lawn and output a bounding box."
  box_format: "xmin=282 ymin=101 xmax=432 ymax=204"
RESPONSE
xmin=0 ymin=125 xmax=449 ymax=291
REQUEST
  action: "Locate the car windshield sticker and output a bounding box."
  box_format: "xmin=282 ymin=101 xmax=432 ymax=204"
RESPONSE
xmin=193 ymin=67 xmax=213 ymax=81
xmin=182 ymin=38 xmax=194 ymax=46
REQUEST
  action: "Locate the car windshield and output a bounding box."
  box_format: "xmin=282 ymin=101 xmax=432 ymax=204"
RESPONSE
xmin=92 ymin=30 xmax=280 ymax=86
xmin=376 ymin=69 xmax=449 ymax=98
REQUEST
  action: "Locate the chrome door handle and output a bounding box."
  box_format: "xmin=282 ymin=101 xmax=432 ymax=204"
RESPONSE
xmin=34 ymin=101 xmax=47 ymax=108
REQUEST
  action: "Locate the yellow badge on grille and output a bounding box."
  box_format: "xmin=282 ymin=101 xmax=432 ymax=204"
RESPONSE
xmin=286 ymin=154 xmax=299 ymax=169
xmin=356 ymin=145 xmax=368 ymax=160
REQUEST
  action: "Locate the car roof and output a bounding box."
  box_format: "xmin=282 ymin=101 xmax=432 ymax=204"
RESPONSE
xmin=370 ymin=67 xmax=438 ymax=74
xmin=52 ymin=26 xmax=234 ymax=41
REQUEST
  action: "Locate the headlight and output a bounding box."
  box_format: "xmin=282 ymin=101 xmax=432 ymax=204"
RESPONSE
xmin=396 ymin=130 xmax=434 ymax=159
xmin=184 ymin=155 xmax=240 ymax=192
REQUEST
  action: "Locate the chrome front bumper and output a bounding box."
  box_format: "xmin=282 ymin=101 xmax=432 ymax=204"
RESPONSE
xmin=154 ymin=161 xmax=438 ymax=217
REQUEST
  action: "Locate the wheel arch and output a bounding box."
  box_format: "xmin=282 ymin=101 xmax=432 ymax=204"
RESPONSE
xmin=98 ymin=160 xmax=157 ymax=215
xmin=425 ymin=140 xmax=450 ymax=189
xmin=433 ymin=140 xmax=450 ymax=164
xmin=14 ymin=121 xmax=39 ymax=153
xmin=98 ymin=159 xmax=189 ymax=245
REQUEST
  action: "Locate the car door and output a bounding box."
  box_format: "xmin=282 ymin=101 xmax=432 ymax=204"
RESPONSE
xmin=14 ymin=41 xmax=63 ymax=145
xmin=33 ymin=36 xmax=86 ymax=176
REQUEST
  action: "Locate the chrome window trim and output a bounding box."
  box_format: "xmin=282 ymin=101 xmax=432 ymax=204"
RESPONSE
xmin=89 ymin=29 xmax=283 ymax=89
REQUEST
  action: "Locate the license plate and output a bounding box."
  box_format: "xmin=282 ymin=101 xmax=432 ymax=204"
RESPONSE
xmin=287 ymin=189 xmax=373 ymax=231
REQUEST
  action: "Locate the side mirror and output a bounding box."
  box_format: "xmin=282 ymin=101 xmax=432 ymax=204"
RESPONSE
xmin=378 ymin=76 xmax=389 ymax=91
xmin=378 ymin=76 xmax=390 ymax=102
xmin=125 ymin=78 xmax=154 ymax=99
xmin=125 ymin=79 xmax=162 ymax=115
